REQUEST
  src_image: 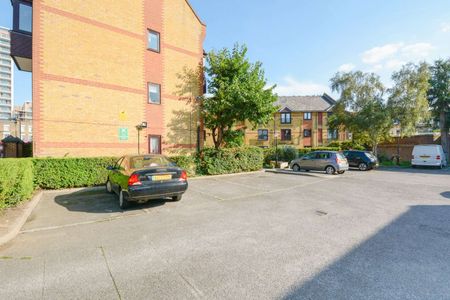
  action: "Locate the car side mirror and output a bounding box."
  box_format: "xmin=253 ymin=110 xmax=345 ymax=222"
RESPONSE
xmin=106 ymin=166 xmax=115 ymax=171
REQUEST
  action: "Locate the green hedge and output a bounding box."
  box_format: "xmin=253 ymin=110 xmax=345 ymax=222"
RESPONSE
xmin=170 ymin=155 xmax=197 ymax=176
xmin=198 ymin=146 xmax=263 ymax=175
xmin=33 ymin=157 xmax=116 ymax=189
xmin=0 ymin=158 xmax=34 ymax=209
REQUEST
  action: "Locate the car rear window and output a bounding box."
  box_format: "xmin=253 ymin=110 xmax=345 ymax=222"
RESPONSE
xmin=336 ymin=153 xmax=346 ymax=160
xmin=130 ymin=156 xmax=174 ymax=169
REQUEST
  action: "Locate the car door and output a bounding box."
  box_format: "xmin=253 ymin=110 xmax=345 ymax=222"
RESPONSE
xmin=314 ymin=152 xmax=329 ymax=170
xmin=309 ymin=152 xmax=323 ymax=170
xmin=300 ymin=153 xmax=313 ymax=169
xmin=345 ymin=152 xmax=356 ymax=167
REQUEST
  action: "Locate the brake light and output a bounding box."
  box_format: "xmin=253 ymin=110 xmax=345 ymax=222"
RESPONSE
xmin=179 ymin=170 xmax=188 ymax=181
xmin=128 ymin=174 xmax=142 ymax=186
xmin=436 ymin=155 xmax=441 ymax=160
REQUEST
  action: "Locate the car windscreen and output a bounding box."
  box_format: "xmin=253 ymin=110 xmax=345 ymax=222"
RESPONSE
xmin=130 ymin=156 xmax=175 ymax=169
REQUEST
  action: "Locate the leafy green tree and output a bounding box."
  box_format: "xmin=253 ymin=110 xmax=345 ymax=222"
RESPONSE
xmin=203 ymin=44 xmax=277 ymax=148
xmin=428 ymin=59 xmax=450 ymax=159
xmin=329 ymin=71 xmax=391 ymax=155
xmin=388 ymin=62 xmax=430 ymax=137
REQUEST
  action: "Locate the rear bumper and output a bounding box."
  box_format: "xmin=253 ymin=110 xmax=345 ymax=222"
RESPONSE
xmin=411 ymin=159 xmax=442 ymax=166
xmin=127 ymin=181 xmax=188 ymax=202
xmin=336 ymin=164 xmax=349 ymax=171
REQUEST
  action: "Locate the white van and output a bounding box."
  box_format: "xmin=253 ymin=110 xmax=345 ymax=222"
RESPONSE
xmin=411 ymin=144 xmax=447 ymax=168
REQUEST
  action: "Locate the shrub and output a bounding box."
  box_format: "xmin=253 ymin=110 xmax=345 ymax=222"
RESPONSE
xmin=198 ymin=146 xmax=263 ymax=175
xmin=33 ymin=157 xmax=116 ymax=189
xmin=0 ymin=158 xmax=34 ymax=209
xmin=264 ymin=146 xmax=298 ymax=165
xmin=170 ymin=155 xmax=197 ymax=176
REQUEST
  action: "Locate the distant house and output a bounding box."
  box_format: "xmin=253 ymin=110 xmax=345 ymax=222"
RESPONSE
xmin=244 ymin=93 xmax=350 ymax=148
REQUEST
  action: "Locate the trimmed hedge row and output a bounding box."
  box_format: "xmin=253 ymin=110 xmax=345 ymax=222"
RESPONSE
xmin=198 ymin=146 xmax=264 ymax=175
xmin=0 ymin=158 xmax=34 ymax=209
xmin=33 ymin=157 xmax=117 ymax=189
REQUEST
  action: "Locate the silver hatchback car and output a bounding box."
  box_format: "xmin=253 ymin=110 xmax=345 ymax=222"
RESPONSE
xmin=289 ymin=151 xmax=349 ymax=175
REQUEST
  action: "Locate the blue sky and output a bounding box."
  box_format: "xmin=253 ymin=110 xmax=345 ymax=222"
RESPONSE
xmin=1 ymin=1 xmax=450 ymax=104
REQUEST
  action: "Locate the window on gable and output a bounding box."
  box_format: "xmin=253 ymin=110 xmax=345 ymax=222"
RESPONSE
xmin=304 ymin=112 xmax=312 ymax=120
xmin=280 ymin=112 xmax=291 ymax=124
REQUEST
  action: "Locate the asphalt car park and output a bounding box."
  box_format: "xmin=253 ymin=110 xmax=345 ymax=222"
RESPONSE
xmin=1 ymin=167 xmax=450 ymax=299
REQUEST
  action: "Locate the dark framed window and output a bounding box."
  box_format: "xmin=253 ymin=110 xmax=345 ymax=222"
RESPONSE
xmin=13 ymin=1 xmax=32 ymax=34
xmin=281 ymin=112 xmax=291 ymax=124
xmin=281 ymin=129 xmax=291 ymax=141
xmin=147 ymin=30 xmax=160 ymax=52
xmin=304 ymin=112 xmax=312 ymax=120
xmin=257 ymin=129 xmax=268 ymax=141
xmin=149 ymin=135 xmax=161 ymax=154
xmin=328 ymin=129 xmax=338 ymax=139
xmin=303 ymin=129 xmax=312 ymax=137
xmin=148 ymin=82 xmax=161 ymax=104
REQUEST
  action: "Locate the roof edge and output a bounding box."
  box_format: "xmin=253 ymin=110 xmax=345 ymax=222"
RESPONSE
xmin=185 ymin=0 xmax=206 ymax=26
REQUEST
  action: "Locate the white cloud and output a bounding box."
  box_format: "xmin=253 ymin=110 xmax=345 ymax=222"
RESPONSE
xmin=361 ymin=42 xmax=434 ymax=72
xmin=401 ymin=43 xmax=434 ymax=60
xmin=338 ymin=63 xmax=355 ymax=72
xmin=362 ymin=43 xmax=403 ymax=64
xmin=441 ymin=22 xmax=450 ymax=33
xmin=273 ymin=76 xmax=329 ymax=96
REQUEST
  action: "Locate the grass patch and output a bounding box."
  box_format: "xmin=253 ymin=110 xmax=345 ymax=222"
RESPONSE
xmin=380 ymin=160 xmax=411 ymax=168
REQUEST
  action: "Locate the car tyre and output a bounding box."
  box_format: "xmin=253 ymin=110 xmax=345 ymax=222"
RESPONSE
xmin=292 ymin=164 xmax=301 ymax=172
xmin=106 ymin=179 xmax=113 ymax=193
xmin=325 ymin=166 xmax=336 ymax=175
xmin=338 ymin=170 xmax=345 ymax=174
xmin=119 ymin=190 xmax=130 ymax=209
xmin=172 ymin=195 xmax=182 ymax=201
xmin=358 ymin=163 xmax=368 ymax=171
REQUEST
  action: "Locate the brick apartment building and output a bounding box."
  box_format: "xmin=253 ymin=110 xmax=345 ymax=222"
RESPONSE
xmin=244 ymin=94 xmax=349 ymax=148
xmin=10 ymin=0 xmax=206 ymax=157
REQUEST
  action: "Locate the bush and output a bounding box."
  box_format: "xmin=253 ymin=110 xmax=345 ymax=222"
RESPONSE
xmin=33 ymin=157 xmax=117 ymax=189
xmin=0 ymin=158 xmax=34 ymax=209
xmin=327 ymin=141 xmax=366 ymax=150
xmin=264 ymin=146 xmax=298 ymax=165
xmin=198 ymin=146 xmax=263 ymax=175
xmin=170 ymin=155 xmax=197 ymax=176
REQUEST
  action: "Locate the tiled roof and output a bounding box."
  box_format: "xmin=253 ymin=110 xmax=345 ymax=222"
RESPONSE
xmin=275 ymin=93 xmax=336 ymax=112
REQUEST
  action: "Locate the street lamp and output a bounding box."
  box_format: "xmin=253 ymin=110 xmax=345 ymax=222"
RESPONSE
xmin=135 ymin=121 xmax=148 ymax=154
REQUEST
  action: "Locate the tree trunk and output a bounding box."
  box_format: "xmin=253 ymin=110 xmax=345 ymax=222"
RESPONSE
xmin=440 ymin=111 xmax=449 ymax=161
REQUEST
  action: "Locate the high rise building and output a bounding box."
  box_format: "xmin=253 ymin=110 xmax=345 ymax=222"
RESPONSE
xmin=0 ymin=27 xmax=13 ymax=120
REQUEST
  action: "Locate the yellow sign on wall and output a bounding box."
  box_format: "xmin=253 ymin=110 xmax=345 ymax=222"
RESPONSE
xmin=119 ymin=111 xmax=128 ymax=121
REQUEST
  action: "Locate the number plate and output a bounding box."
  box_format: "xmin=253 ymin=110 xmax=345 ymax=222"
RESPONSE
xmin=152 ymin=174 xmax=172 ymax=181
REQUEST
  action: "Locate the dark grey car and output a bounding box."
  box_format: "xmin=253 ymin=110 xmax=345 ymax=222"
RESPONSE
xmin=289 ymin=151 xmax=349 ymax=175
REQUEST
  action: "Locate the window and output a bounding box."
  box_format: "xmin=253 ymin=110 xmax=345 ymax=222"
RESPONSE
xmin=304 ymin=112 xmax=312 ymax=120
xmin=281 ymin=129 xmax=291 ymax=141
xmin=18 ymin=3 xmax=32 ymax=33
xmin=303 ymin=129 xmax=311 ymax=137
xmin=280 ymin=112 xmax=291 ymax=124
xmin=148 ymin=83 xmax=161 ymax=104
xmin=147 ymin=30 xmax=160 ymax=52
xmin=149 ymin=135 xmax=161 ymax=154
xmin=257 ymin=129 xmax=268 ymax=141
xmin=328 ymin=129 xmax=338 ymax=140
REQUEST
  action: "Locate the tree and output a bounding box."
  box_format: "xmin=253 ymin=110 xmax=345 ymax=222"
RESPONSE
xmin=203 ymin=44 xmax=277 ymax=148
xmin=428 ymin=59 xmax=450 ymax=159
xmin=329 ymin=71 xmax=391 ymax=155
xmin=388 ymin=62 xmax=430 ymax=137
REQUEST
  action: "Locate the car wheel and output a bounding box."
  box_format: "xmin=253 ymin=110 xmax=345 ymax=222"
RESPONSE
xmin=119 ymin=190 xmax=130 ymax=209
xmin=106 ymin=180 xmax=113 ymax=193
xmin=358 ymin=163 xmax=368 ymax=171
xmin=292 ymin=164 xmax=301 ymax=172
xmin=172 ymin=195 xmax=182 ymax=201
xmin=338 ymin=170 xmax=345 ymax=174
xmin=325 ymin=166 xmax=335 ymax=175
